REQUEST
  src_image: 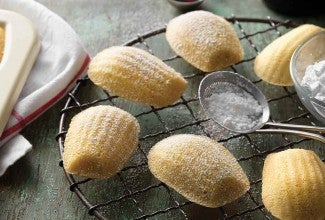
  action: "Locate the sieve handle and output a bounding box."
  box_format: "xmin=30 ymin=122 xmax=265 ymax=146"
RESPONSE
xmin=265 ymin=122 xmax=325 ymax=133
xmin=255 ymin=128 xmax=325 ymax=144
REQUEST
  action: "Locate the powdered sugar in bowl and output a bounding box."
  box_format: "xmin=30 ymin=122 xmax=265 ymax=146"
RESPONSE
xmin=290 ymin=31 xmax=325 ymax=124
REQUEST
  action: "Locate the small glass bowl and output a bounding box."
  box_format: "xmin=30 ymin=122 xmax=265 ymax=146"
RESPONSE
xmin=167 ymin=0 xmax=204 ymax=10
xmin=290 ymin=31 xmax=325 ymax=124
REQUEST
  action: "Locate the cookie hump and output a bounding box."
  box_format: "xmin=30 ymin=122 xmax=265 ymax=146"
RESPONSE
xmin=166 ymin=11 xmax=243 ymax=72
xmin=88 ymin=46 xmax=187 ymax=107
xmin=148 ymin=134 xmax=249 ymax=208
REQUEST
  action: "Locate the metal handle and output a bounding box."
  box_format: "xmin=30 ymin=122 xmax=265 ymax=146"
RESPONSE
xmin=265 ymin=122 xmax=325 ymax=133
xmin=255 ymin=128 xmax=325 ymax=144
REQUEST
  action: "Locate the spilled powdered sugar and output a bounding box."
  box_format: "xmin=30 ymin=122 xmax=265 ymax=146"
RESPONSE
xmin=205 ymin=83 xmax=263 ymax=131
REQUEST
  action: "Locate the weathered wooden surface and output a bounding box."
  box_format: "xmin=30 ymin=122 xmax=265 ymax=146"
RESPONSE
xmin=0 ymin=0 xmax=324 ymax=219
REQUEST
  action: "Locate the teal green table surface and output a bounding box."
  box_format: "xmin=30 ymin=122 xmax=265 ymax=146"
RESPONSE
xmin=0 ymin=1 xmax=324 ymax=219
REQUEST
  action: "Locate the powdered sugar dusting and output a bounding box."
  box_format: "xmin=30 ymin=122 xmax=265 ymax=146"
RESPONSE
xmin=166 ymin=10 xmax=243 ymax=72
xmin=205 ymin=83 xmax=263 ymax=131
xmin=148 ymin=134 xmax=249 ymax=207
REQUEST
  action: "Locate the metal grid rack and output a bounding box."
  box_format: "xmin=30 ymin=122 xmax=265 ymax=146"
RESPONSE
xmin=56 ymin=17 xmax=325 ymax=220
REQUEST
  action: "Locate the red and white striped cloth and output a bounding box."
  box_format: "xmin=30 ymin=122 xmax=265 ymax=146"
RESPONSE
xmin=0 ymin=0 xmax=90 ymax=175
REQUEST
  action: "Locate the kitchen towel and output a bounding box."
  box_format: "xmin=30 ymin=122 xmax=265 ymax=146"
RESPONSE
xmin=0 ymin=0 xmax=90 ymax=176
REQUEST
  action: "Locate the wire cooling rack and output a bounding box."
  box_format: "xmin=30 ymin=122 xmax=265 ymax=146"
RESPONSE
xmin=56 ymin=16 xmax=325 ymax=219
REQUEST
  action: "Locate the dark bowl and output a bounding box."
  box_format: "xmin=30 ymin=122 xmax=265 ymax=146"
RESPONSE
xmin=263 ymin=0 xmax=324 ymax=15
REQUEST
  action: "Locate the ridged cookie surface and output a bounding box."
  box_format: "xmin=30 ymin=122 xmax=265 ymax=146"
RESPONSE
xmin=63 ymin=105 xmax=140 ymax=179
xmin=88 ymin=46 xmax=187 ymax=107
xmin=262 ymin=149 xmax=325 ymax=220
xmin=148 ymin=134 xmax=249 ymax=208
xmin=166 ymin=11 xmax=243 ymax=72
xmin=254 ymin=24 xmax=324 ymax=86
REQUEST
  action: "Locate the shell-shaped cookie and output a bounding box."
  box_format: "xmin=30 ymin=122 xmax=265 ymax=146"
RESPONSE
xmin=262 ymin=149 xmax=325 ymax=220
xmin=166 ymin=11 xmax=243 ymax=72
xmin=88 ymin=46 xmax=187 ymax=107
xmin=63 ymin=105 xmax=140 ymax=179
xmin=254 ymin=24 xmax=324 ymax=86
xmin=148 ymin=134 xmax=250 ymax=208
